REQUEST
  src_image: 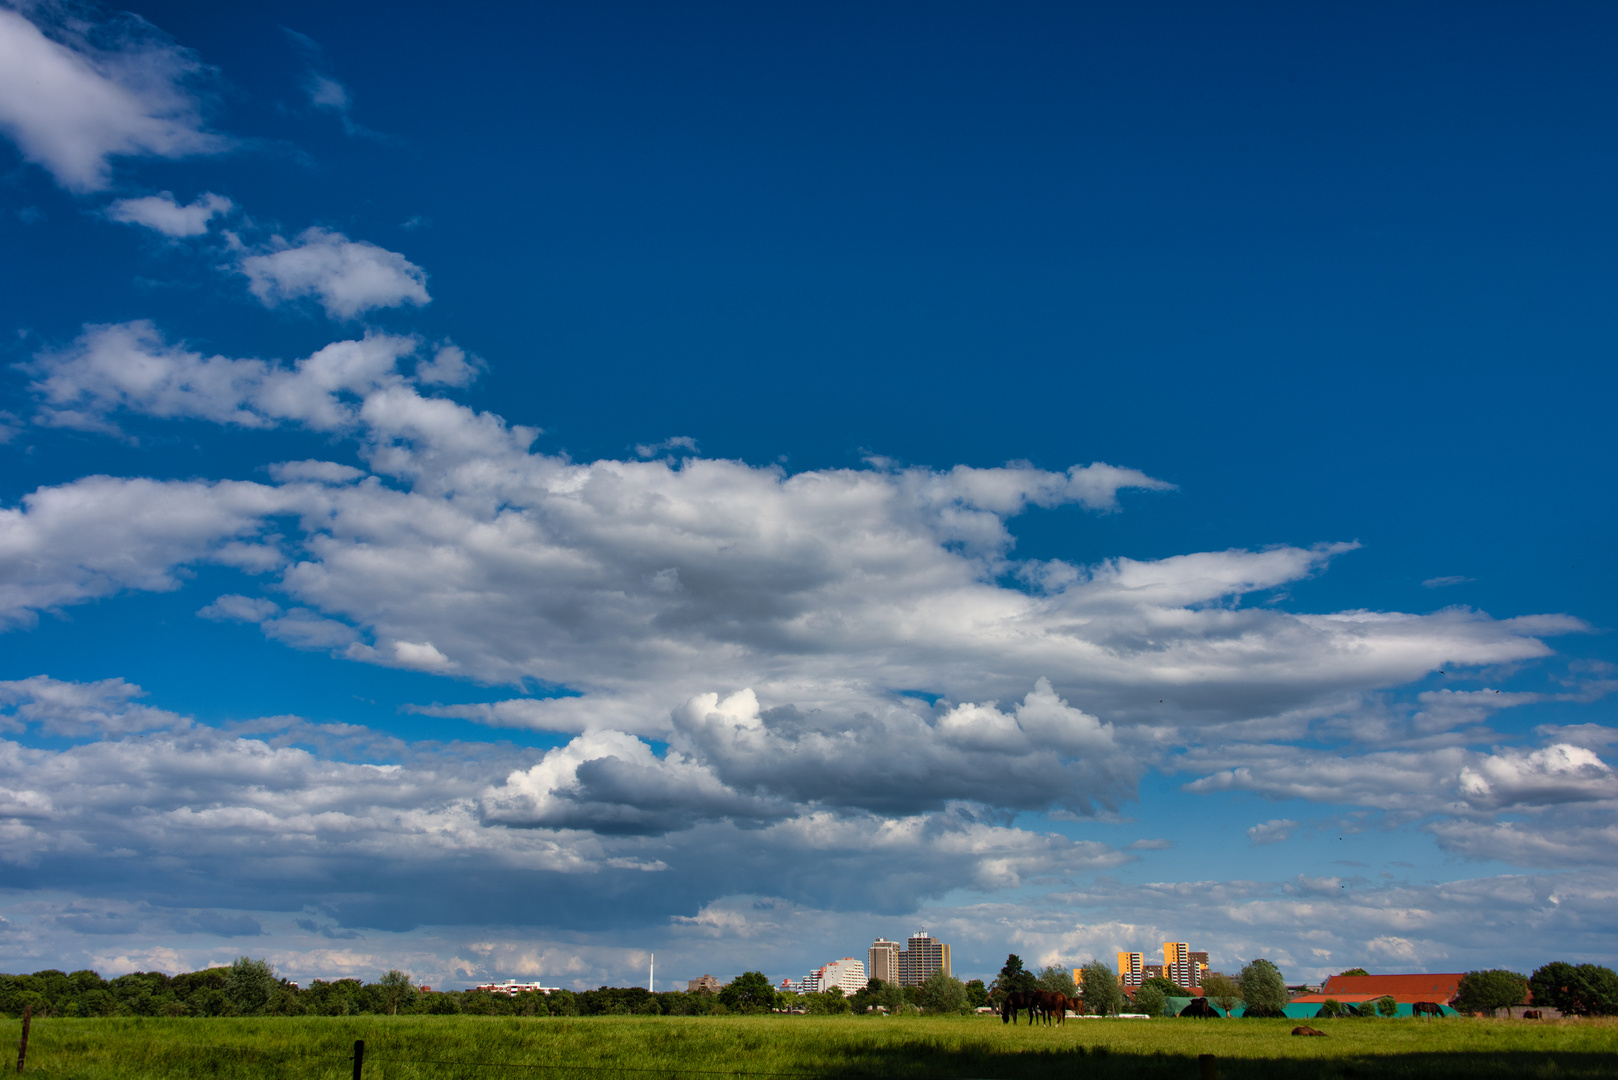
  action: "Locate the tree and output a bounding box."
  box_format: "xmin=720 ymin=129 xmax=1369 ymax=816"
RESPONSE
xmin=991 ymin=954 xmax=1038 ymax=999
xmin=1238 ymin=959 xmax=1288 ymax=1017
xmin=918 ymin=971 xmax=971 ymax=1014
xmin=1316 ymin=998 xmax=1342 ymax=1018
xmin=1337 ymin=968 xmax=1370 ymax=978
xmin=1132 ymin=983 xmax=1168 ymax=1017
xmin=964 ymin=979 xmax=989 ymax=1009
xmin=1077 ymin=959 xmax=1125 ymax=1017
xmin=804 ymin=989 xmax=851 ymax=1015
xmin=1202 ymin=973 xmax=1240 ymax=1015
xmin=1138 ymin=975 xmax=1182 ymax=998
xmin=1035 ymin=965 xmax=1077 ymax=997
xmin=224 ymin=957 xmax=278 ymax=1016
xmin=1529 ymin=962 xmax=1618 ymax=1017
xmin=718 ymin=971 xmax=778 ymax=1013
xmin=1375 ymin=995 xmax=1399 ymax=1018
xmin=1455 ymin=969 xmax=1529 ymax=1018
xmin=376 ymin=970 xmax=413 ymax=1016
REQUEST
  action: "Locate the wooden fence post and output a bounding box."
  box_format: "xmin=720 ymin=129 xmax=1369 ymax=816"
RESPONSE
xmin=352 ymin=1039 xmax=365 ymax=1080
xmin=1198 ymin=1052 xmax=1217 ymax=1080
xmin=14 ymin=1005 xmax=29 ymax=1074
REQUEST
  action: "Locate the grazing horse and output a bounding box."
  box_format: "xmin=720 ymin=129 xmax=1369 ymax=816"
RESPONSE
xmin=1523 ymin=1010 xmax=1542 ymax=1020
xmin=1411 ymin=1001 xmax=1444 ymax=1018
xmin=1000 ymin=991 xmax=1039 ymax=1025
xmin=1179 ymin=997 xmax=1220 ymax=1018
xmin=1291 ymin=1026 xmax=1327 ymax=1036
xmin=1035 ymin=990 xmax=1070 ymax=1026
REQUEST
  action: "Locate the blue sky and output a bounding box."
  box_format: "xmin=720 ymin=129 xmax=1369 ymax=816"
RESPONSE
xmin=1 ymin=0 xmax=1615 ymax=990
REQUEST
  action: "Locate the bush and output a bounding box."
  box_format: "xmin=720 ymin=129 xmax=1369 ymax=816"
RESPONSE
xmin=1376 ymin=995 xmax=1399 ymax=1018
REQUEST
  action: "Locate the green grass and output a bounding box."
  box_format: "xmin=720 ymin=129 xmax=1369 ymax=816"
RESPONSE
xmin=3 ymin=1014 xmax=1616 ymax=1080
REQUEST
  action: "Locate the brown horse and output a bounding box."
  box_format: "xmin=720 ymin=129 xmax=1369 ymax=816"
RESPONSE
xmin=1411 ymin=1001 xmax=1444 ymax=1018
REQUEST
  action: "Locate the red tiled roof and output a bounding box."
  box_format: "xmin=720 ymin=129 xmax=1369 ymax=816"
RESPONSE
xmin=1317 ymin=974 xmax=1463 ymax=1002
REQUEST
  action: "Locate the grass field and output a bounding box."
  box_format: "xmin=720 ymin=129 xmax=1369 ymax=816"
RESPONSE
xmin=3 ymin=1013 xmax=1616 ymax=1080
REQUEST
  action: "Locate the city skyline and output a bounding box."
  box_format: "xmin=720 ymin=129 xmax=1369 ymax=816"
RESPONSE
xmin=0 ymin=1 xmax=1615 ymax=990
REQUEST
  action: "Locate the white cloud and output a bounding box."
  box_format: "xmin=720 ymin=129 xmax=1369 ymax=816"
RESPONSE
xmin=415 ymin=344 xmax=483 ymax=387
xmin=1247 ymin=819 xmax=1298 ymax=845
xmin=1457 ymin=744 xmax=1618 ymax=809
xmin=106 ymin=190 xmax=231 ymax=236
xmin=0 ymin=474 xmax=296 ymax=628
xmin=0 ymin=6 xmax=226 ymax=192
xmin=0 ymin=675 xmax=187 ymax=737
xmin=26 ymin=321 xmax=420 ymax=433
xmin=239 ymin=228 xmax=429 ymax=318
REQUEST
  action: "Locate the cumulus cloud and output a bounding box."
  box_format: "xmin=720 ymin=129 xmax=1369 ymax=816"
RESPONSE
xmin=106 ymin=190 xmax=231 ymax=236
xmin=0 ymin=6 xmax=227 ymax=191
xmin=239 ymin=228 xmax=430 ymax=318
xmin=26 ymin=321 xmax=420 ymax=433
xmin=415 ymin=344 xmax=483 ymax=387
xmin=0 ymin=474 xmax=296 ymax=628
xmin=1247 ymin=818 xmax=1298 ymax=845
xmin=0 ymin=675 xmax=187 ymax=737
xmin=1457 ymin=744 xmax=1618 ymax=809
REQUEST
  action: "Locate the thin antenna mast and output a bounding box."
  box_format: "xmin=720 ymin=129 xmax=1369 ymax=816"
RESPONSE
xmin=650 ymin=952 xmax=654 ymax=993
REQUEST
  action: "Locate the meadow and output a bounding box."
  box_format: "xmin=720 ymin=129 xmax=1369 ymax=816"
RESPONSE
xmin=4 ymin=1013 xmax=1616 ymax=1080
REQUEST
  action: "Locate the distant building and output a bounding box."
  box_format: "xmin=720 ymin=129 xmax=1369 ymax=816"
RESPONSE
xmin=1116 ymin=952 xmax=1144 ymax=988
xmin=1190 ymin=952 xmax=1210 ymax=984
xmin=1143 ymin=963 xmax=1165 ymax=982
xmin=474 ymin=981 xmax=560 ymax=995
xmin=687 ymin=975 xmax=722 ymax=993
xmin=780 ymin=977 xmax=803 ymax=994
xmin=896 ymin=932 xmax=951 ymax=986
xmin=1164 ymin=943 xmax=1197 ymax=988
xmin=868 ymin=938 xmax=901 ymax=984
xmin=805 ymin=958 xmax=866 ymax=995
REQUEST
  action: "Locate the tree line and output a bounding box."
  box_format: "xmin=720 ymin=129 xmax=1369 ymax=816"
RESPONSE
xmin=0 ymin=960 xmax=988 ymax=1019
xmin=8 ymin=956 xmax=1613 ymax=1020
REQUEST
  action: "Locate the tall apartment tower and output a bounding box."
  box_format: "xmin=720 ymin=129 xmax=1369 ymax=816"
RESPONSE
xmin=869 ymin=939 xmax=901 ymax=985
xmin=1163 ymin=943 xmax=1196 ymax=988
xmin=1116 ymin=951 xmax=1144 ymax=988
xmin=896 ymin=932 xmax=951 ymax=986
xmin=1189 ymin=951 xmax=1210 ymax=984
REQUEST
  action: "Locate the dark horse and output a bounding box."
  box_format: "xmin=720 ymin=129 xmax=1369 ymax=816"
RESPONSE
xmin=1179 ymin=997 xmax=1221 ymax=1018
xmin=1411 ymin=1001 xmax=1444 ymax=1018
xmin=1000 ymin=991 xmax=1039 ymax=1024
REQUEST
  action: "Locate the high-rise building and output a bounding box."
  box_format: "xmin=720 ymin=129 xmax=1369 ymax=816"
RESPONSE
xmin=1116 ymin=951 xmax=1144 ymax=988
xmin=1190 ymin=952 xmax=1210 ymax=984
xmin=806 ymin=958 xmax=866 ymax=995
xmin=869 ymin=938 xmax=901 ymax=984
xmin=1164 ymin=943 xmax=1197 ymax=988
xmin=896 ymin=932 xmax=951 ymax=986
xmin=687 ymin=975 xmax=721 ymax=993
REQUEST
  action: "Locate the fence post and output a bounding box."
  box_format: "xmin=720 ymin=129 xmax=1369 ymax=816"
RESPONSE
xmin=352 ymin=1039 xmax=365 ymax=1080
xmin=1198 ymin=1052 xmax=1217 ymax=1080
xmin=15 ymin=1005 xmax=29 ymax=1074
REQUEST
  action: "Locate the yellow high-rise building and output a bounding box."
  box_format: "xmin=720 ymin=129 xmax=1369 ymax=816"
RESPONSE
xmin=1116 ymin=951 xmax=1144 ymax=988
